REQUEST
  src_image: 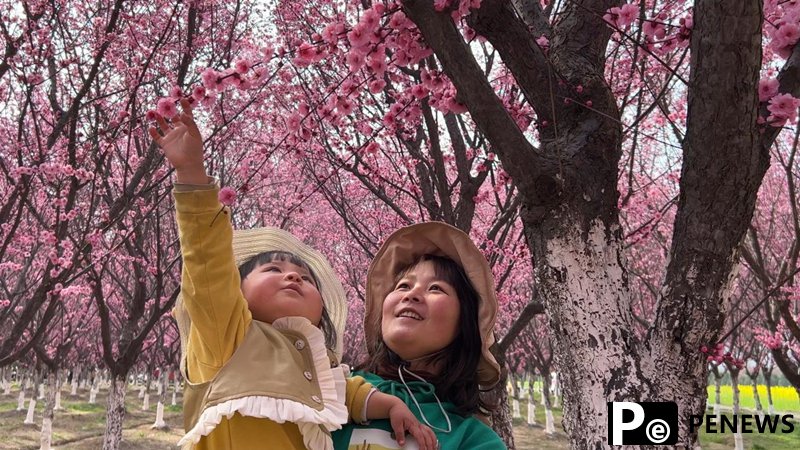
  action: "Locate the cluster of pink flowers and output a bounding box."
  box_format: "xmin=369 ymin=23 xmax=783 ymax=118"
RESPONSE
xmin=756 ymin=75 xmax=800 ymax=127
xmin=763 ymin=332 xmax=784 ymax=350
xmin=755 ymin=326 xmax=785 ymax=350
xmin=417 ymin=69 xmax=467 ymax=114
xmin=767 ymin=92 xmax=800 ymax=127
xmin=771 ymin=22 xmax=800 ymax=59
xmin=700 ymin=343 xmax=745 ymax=369
xmin=603 ymin=3 xmax=639 ymax=30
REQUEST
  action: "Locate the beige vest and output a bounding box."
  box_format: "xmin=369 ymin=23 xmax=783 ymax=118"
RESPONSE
xmin=179 ymin=317 xmax=348 ymax=449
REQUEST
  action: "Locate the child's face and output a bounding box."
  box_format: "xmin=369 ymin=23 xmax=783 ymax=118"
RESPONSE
xmin=241 ymin=259 xmax=323 ymax=326
xmin=380 ymin=260 xmax=460 ymax=363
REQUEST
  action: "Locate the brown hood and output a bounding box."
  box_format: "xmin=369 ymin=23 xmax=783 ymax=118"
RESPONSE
xmin=365 ymin=222 xmax=501 ymax=387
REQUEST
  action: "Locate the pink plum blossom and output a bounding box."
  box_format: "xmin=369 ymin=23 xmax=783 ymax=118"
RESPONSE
xmin=604 ymin=4 xmax=638 ymax=30
xmin=347 ymin=52 xmax=366 ymax=71
xmin=347 ymin=23 xmax=371 ymax=49
xmin=218 ymin=187 xmax=237 ymax=206
xmin=536 ymin=35 xmax=549 ymax=50
xmin=643 ymin=20 xmax=666 ymax=40
xmin=156 ymin=98 xmax=177 ymax=119
xmin=234 ymin=59 xmax=251 ymax=74
xmin=201 ymin=68 xmax=222 ymax=91
xmin=369 ymin=79 xmax=386 ymax=93
xmin=767 ymin=93 xmax=800 ymax=126
xmin=434 ymin=0 xmax=452 ymax=12
xmin=169 ymin=86 xmax=183 ymax=99
xmin=758 ymin=78 xmax=780 ymax=101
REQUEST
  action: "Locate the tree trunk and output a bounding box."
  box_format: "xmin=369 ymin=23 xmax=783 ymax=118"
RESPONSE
xmin=102 ymin=374 xmax=127 ymax=450
xmin=750 ymin=374 xmax=763 ymax=416
xmin=528 ymin=217 xmax=645 ymax=447
xmin=39 ymin=371 xmax=57 ymax=450
xmin=24 ymin=398 xmax=37 ymax=425
xmin=510 ymin=373 xmax=521 ymax=419
xmin=731 ymin=369 xmax=743 ymax=450
xmin=17 ymin=389 xmax=26 ymax=411
xmin=713 ymin=374 xmax=722 ymax=422
xmin=541 ymin=369 xmax=555 ymax=435
xmin=89 ymin=373 xmax=99 ymax=404
xmin=488 ymin=362 xmax=515 ymax=449
xmin=17 ymin=370 xmax=27 ymax=410
xmin=70 ymin=366 xmax=79 ymax=396
xmin=526 ymin=372 xmax=536 ymax=426
xmin=763 ymin=367 xmax=775 ymax=414
xmin=152 ymin=368 xmax=169 ymax=430
xmin=552 ymin=372 xmax=561 ymax=408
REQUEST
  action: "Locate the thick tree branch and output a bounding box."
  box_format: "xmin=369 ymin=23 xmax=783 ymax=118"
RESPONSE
xmin=498 ymin=297 xmax=545 ymax=353
xmin=468 ymin=0 xmax=560 ymax=123
xmin=510 ymin=0 xmax=552 ymax=38
xmin=403 ymin=0 xmax=551 ymax=199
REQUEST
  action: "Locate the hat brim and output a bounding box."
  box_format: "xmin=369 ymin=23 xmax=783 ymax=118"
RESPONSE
xmin=175 ymin=227 xmax=347 ymax=361
xmin=365 ymin=222 xmax=501 ymax=387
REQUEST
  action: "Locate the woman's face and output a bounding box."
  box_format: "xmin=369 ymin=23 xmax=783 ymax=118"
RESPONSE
xmin=381 ymin=260 xmax=460 ymax=362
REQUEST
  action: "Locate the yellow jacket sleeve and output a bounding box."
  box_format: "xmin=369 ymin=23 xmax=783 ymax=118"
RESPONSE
xmin=174 ymin=186 xmax=252 ymax=383
xmin=345 ymin=375 xmax=375 ymax=424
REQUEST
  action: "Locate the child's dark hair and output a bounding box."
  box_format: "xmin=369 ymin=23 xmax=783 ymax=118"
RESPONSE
xmin=238 ymin=251 xmax=337 ymax=352
xmin=359 ymin=254 xmax=490 ymax=416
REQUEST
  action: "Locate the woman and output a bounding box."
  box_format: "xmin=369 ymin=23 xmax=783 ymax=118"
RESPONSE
xmin=333 ymin=222 xmax=507 ymax=449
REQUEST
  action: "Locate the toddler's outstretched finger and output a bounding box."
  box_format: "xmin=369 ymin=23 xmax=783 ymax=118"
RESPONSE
xmin=178 ymin=98 xmax=200 ymax=134
xmin=148 ymin=127 xmax=161 ymax=145
xmin=179 ymin=98 xmax=194 ymax=118
xmin=156 ymin=115 xmax=170 ymax=134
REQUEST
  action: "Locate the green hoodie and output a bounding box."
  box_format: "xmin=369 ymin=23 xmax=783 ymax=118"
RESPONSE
xmin=332 ymin=371 xmax=507 ymax=450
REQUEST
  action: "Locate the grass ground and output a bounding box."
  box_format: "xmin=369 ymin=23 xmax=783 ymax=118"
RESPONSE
xmin=1 ymin=384 xmax=798 ymax=449
xmin=0 ymin=387 xmax=183 ymax=449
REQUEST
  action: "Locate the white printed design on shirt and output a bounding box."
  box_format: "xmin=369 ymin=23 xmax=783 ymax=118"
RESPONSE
xmin=348 ymin=428 xmax=420 ymax=450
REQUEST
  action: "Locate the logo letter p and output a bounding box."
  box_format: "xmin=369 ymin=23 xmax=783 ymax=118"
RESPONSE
xmin=612 ymin=402 xmax=645 ymax=445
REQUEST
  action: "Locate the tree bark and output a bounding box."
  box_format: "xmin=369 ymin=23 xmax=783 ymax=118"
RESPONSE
xmin=750 ymin=374 xmax=763 ymax=416
xmin=763 ymin=367 xmax=775 ymax=414
xmin=731 ymin=369 xmax=744 ymax=450
xmin=526 ymin=372 xmax=537 ymax=426
xmin=541 ymin=369 xmax=555 ymax=435
xmin=39 ymin=370 xmax=56 ymax=450
xmin=152 ymin=368 xmax=169 ymax=430
xmin=486 ymin=352 xmax=515 ymax=449
xmin=713 ymin=373 xmax=722 ymax=422
xmin=102 ymin=374 xmax=127 ymax=450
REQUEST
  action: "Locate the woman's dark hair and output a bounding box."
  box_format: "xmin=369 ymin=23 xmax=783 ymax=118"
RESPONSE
xmin=238 ymin=250 xmax=337 ymax=352
xmin=358 ymin=254 xmax=491 ymax=416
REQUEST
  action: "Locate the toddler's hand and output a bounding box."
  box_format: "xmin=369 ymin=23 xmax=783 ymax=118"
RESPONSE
xmin=148 ymin=98 xmax=206 ymax=183
xmin=388 ymin=401 xmax=438 ymax=450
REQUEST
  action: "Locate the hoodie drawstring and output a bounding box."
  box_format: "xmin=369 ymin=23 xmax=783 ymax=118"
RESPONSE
xmin=397 ymin=364 xmax=453 ymax=433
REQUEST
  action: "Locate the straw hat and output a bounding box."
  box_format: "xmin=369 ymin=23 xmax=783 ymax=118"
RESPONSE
xmin=365 ymin=222 xmax=501 ymax=387
xmin=175 ymin=227 xmax=348 ymax=369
